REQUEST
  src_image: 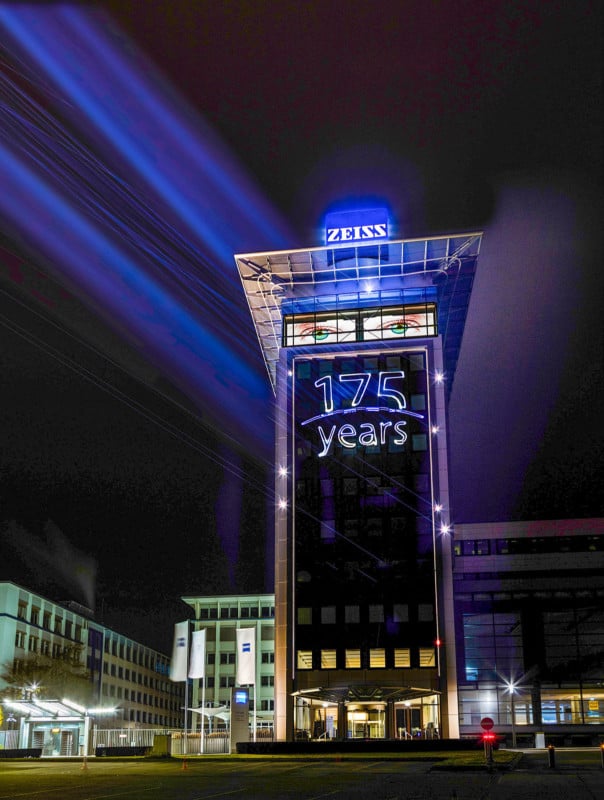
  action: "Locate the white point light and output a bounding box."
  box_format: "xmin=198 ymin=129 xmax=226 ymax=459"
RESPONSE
xmin=434 ymin=503 xmax=443 ymax=513
xmin=278 ymin=466 xmax=288 ymax=478
xmin=431 ymin=425 xmax=440 ymax=435
xmin=440 ymin=523 xmax=451 ymax=535
xmin=434 ymin=371 xmax=445 ymax=385
xmin=278 ymin=498 xmax=287 ymax=510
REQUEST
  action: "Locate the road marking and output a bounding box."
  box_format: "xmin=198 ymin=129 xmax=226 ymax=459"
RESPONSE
xmin=0 ymin=786 xmax=91 ymax=798
xmin=190 ymin=789 xmax=247 ymax=799
xmin=81 ymin=787 xmax=161 ymax=799
xmin=349 ymin=760 xmax=382 ymax=771
xmin=305 ymin=792 xmax=340 ymax=800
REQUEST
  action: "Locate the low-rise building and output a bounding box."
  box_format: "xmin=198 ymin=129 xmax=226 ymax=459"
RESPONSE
xmin=0 ymin=581 xmax=183 ymax=743
xmin=182 ymin=593 xmax=275 ymax=734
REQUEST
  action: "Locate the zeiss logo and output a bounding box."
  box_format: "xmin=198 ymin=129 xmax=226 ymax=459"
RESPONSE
xmin=325 ymin=208 xmax=389 ymax=245
xmin=327 ymin=223 xmax=387 ymax=243
xmin=242 ymin=642 xmax=251 ymax=653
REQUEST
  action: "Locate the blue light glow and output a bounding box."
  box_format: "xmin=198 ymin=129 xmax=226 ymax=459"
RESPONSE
xmin=0 ymin=6 xmax=297 ymax=457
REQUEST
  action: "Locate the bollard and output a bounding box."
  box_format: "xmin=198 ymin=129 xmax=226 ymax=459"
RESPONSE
xmin=600 ymin=743 xmax=604 ymax=769
xmin=547 ymin=744 xmax=556 ymax=768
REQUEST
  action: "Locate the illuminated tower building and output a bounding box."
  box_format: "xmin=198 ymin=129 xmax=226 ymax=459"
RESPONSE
xmin=235 ymin=211 xmax=482 ymax=741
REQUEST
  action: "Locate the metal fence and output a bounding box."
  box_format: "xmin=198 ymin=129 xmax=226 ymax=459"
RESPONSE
xmin=171 ymin=732 xmax=229 ymax=755
xmin=93 ymin=728 xmax=160 ymax=749
xmin=0 ymin=730 xmax=20 ymax=750
xmin=92 ymin=727 xmax=272 ymax=755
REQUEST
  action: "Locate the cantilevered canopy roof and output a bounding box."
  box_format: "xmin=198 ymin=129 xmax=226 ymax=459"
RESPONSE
xmin=292 ymin=685 xmax=440 ymax=705
xmin=235 ymin=232 xmax=482 ymax=395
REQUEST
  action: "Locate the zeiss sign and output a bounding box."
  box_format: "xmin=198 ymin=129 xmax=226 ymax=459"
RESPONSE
xmin=325 ymin=208 xmax=389 ymax=245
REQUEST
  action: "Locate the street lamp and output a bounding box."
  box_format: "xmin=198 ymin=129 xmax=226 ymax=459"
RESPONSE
xmin=22 ymin=681 xmax=41 ymax=701
xmin=504 ymin=680 xmax=518 ymax=748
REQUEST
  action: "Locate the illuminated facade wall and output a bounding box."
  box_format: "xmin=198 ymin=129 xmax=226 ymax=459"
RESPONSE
xmin=276 ymin=335 xmax=457 ymax=739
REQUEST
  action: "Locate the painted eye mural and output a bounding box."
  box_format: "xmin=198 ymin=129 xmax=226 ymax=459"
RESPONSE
xmin=283 ymin=304 xmax=436 ymax=346
xmin=285 ymin=315 xmax=356 ymax=346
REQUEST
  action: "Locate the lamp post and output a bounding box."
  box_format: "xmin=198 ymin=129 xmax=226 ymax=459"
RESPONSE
xmin=504 ymin=680 xmax=517 ymax=748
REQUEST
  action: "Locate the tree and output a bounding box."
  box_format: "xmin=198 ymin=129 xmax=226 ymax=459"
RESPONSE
xmin=0 ymin=650 xmax=93 ymax=706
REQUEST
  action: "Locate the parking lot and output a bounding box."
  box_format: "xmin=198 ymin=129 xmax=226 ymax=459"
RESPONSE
xmin=0 ymin=750 xmax=602 ymax=800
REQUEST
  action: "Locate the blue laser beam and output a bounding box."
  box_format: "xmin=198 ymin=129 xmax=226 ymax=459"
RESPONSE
xmin=0 ymin=6 xmax=300 ymax=457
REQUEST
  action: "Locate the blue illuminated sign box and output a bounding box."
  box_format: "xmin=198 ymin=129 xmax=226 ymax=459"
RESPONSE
xmin=325 ymin=208 xmax=389 ymax=245
xmin=234 ymin=690 xmax=248 ymax=705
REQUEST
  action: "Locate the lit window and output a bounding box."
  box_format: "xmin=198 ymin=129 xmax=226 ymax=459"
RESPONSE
xmin=369 ymin=648 xmax=386 ymax=668
xmin=369 ymin=604 xmax=384 ymax=622
xmin=393 ymin=604 xmax=408 ymax=622
xmin=297 ymin=650 xmax=312 ymax=670
xmin=297 ymin=607 xmax=312 ymax=625
xmin=419 ymin=648 xmax=436 ymax=667
xmin=394 ymin=648 xmax=411 ymax=668
xmin=345 ymin=605 xmax=360 ymax=623
xmin=345 ymin=649 xmax=361 ymax=668
xmin=321 ymin=650 xmax=337 ymax=669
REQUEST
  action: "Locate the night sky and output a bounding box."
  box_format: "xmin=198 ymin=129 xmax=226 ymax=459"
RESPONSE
xmin=0 ymin=1 xmax=602 ymax=652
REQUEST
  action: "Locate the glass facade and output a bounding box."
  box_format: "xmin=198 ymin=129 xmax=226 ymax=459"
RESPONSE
xmin=292 ymin=350 xmax=437 ymax=676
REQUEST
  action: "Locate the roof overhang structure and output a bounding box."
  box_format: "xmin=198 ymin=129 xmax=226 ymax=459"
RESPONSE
xmin=235 ymin=232 xmax=482 ymax=397
xmin=2 ymin=698 xmax=116 ymax=720
xmin=292 ymin=685 xmax=441 ymax=705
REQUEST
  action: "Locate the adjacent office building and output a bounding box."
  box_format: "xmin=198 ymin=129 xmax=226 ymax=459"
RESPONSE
xmin=182 ymin=593 xmax=275 ymax=733
xmin=236 ymin=212 xmax=483 ymax=741
xmin=454 ymin=518 xmax=604 ymax=744
xmin=0 ymin=581 xmax=183 ymax=754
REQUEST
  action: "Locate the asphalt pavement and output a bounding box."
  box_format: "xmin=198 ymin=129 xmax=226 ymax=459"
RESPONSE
xmin=0 ymin=750 xmax=601 ymax=799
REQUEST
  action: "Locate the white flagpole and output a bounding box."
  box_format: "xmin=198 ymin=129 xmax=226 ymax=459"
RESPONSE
xmin=183 ymin=673 xmax=188 ymax=756
xmin=201 ymin=678 xmax=206 ymax=754
xmin=253 ymin=626 xmax=257 ymax=742
xmin=253 ymin=683 xmax=256 ymax=742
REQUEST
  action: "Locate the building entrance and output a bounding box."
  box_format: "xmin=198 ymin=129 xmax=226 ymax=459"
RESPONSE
xmin=294 ymin=688 xmax=441 ymax=740
xmin=348 ymin=705 xmax=386 ymax=739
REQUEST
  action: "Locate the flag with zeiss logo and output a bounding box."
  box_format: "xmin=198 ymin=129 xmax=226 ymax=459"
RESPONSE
xmin=236 ymin=627 xmax=256 ymax=685
xmin=188 ymin=628 xmax=206 ymax=680
xmin=170 ymin=620 xmax=189 ymax=682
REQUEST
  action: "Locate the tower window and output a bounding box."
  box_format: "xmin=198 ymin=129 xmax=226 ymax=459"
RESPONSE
xmin=297 ymin=651 xmax=313 ymax=670
xmin=394 ymin=648 xmax=411 ymax=668
xmin=345 ymin=649 xmax=361 ymax=668
xmin=320 ymin=650 xmax=337 ymax=669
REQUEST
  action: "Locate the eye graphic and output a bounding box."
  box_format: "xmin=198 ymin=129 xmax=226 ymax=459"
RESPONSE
xmin=384 ymin=318 xmax=419 ymax=335
xmin=299 ymin=325 xmax=337 ymax=342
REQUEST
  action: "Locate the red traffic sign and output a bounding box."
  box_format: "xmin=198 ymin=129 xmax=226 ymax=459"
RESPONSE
xmin=480 ymin=717 xmax=494 ymax=731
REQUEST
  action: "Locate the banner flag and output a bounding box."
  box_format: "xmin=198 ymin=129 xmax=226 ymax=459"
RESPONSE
xmin=188 ymin=628 xmax=206 ymax=679
xmin=170 ymin=620 xmax=189 ymax=682
xmin=236 ymin=627 xmax=256 ymax=685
